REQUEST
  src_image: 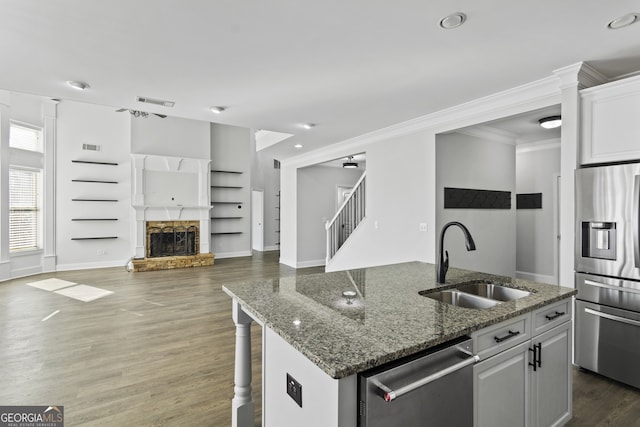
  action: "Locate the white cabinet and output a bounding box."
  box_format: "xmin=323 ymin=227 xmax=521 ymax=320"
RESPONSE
xmin=581 ymin=75 xmax=640 ymax=165
xmin=473 ymin=300 xmax=573 ymax=427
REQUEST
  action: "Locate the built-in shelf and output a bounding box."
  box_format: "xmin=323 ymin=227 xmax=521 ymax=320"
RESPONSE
xmin=211 ymin=185 xmax=243 ymax=189
xmin=212 ymin=217 xmax=243 ymax=219
xmin=72 ymin=179 xmax=118 ymax=184
xmin=211 ymin=170 xmax=243 ymax=174
xmin=72 ymin=218 xmax=118 ymax=221
xmin=71 ymin=236 xmax=118 ymax=240
xmin=211 ymin=201 xmax=243 ymax=205
xmin=72 ymin=198 xmax=118 ymax=202
xmin=211 ymin=232 xmax=243 ymax=235
xmin=72 ymin=160 xmax=119 ymax=166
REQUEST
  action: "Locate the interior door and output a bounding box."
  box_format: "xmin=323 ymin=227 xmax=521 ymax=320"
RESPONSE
xmin=252 ymin=190 xmax=264 ymax=251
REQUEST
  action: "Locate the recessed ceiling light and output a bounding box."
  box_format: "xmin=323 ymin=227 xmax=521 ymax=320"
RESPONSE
xmin=210 ymin=106 xmax=226 ymax=114
xmin=439 ymin=12 xmax=467 ymax=29
xmin=67 ymin=81 xmax=89 ymax=90
xmin=302 ymin=123 xmax=315 ymax=130
xmin=294 ymin=144 xmax=303 ymax=149
xmin=607 ymin=13 xmax=639 ymax=29
xmin=538 ymin=115 xmax=562 ymax=129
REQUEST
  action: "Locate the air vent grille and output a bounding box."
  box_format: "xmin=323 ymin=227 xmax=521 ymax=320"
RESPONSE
xmin=82 ymin=143 xmax=101 ymax=151
xmin=273 ymin=159 xmax=281 ymax=169
xmin=136 ymin=96 xmax=175 ymax=108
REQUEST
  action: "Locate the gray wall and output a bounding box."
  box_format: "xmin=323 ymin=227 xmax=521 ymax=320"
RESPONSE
xmin=436 ymin=132 xmax=516 ymax=277
xmin=251 ymin=149 xmax=281 ymax=250
xmin=210 ymin=123 xmax=252 ymax=257
xmin=516 ymin=145 xmax=560 ymax=281
xmin=297 ymin=165 xmax=363 ymax=265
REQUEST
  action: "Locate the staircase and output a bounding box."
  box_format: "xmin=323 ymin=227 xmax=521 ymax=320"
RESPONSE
xmin=325 ymin=171 xmax=366 ymax=264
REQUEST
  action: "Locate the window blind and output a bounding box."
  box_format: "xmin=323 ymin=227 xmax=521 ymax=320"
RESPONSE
xmin=9 ymin=123 xmax=42 ymax=152
xmin=9 ymin=168 xmax=40 ymax=251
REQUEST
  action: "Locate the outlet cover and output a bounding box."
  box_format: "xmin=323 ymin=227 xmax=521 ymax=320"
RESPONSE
xmin=286 ymin=373 xmax=302 ymax=407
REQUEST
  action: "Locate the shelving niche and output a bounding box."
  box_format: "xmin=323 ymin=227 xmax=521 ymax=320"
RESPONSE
xmin=211 ymin=170 xmax=244 ymax=237
xmin=70 ymin=159 xmax=121 ymax=240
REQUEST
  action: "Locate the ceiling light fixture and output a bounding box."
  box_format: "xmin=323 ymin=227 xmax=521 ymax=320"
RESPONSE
xmin=210 ymin=106 xmax=226 ymax=114
xmin=67 ymin=81 xmax=89 ymax=90
xmin=439 ymin=12 xmax=467 ymax=29
xmin=538 ymin=115 xmax=562 ymax=129
xmin=294 ymin=144 xmax=303 ymax=149
xmin=343 ymin=156 xmax=358 ymax=168
xmin=607 ymin=13 xmax=640 ymax=29
xmin=302 ymin=123 xmax=315 ymax=130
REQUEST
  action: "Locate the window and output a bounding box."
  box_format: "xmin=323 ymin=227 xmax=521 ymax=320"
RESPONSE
xmin=9 ymin=123 xmax=43 ymax=152
xmin=9 ymin=168 xmax=42 ymax=251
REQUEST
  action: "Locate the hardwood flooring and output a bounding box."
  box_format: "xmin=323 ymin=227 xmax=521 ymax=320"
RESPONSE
xmin=1 ymin=252 xmax=639 ymax=426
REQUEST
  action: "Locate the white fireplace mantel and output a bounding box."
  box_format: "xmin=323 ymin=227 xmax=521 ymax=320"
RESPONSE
xmin=131 ymin=154 xmax=211 ymax=258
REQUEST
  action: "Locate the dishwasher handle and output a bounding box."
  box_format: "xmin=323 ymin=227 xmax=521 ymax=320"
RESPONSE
xmin=375 ymin=354 xmax=480 ymax=403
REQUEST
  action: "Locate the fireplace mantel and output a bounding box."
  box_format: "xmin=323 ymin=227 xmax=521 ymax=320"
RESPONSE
xmin=131 ymin=154 xmax=211 ymax=258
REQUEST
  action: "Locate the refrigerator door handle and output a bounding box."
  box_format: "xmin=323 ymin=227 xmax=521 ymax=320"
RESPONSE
xmin=585 ymin=307 xmax=640 ymax=327
xmin=635 ymin=175 xmax=640 ymax=269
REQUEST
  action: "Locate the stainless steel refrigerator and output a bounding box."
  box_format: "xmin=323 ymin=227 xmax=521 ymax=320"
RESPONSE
xmin=575 ymin=162 xmax=640 ymax=389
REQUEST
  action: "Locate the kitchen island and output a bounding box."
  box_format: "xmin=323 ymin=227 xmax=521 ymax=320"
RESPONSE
xmin=223 ymin=262 xmax=576 ymax=427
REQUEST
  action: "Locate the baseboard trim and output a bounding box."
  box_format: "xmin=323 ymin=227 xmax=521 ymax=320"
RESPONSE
xmin=214 ymin=250 xmax=253 ymax=259
xmin=263 ymin=245 xmax=280 ymax=251
xmin=296 ymin=259 xmax=326 ymax=268
xmin=516 ymin=271 xmax=557 ymax=285
xmin=56 ymin=259 xmax=130 ymax=272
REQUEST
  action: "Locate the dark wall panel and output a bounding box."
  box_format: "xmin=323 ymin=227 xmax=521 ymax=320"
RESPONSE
xmin=516 ymin=193 xmax=542 ymax=209
xmin=444 ymin=187 xmax=511 ymax=209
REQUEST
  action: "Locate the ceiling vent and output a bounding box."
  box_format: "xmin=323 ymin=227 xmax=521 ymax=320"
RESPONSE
xmin=136 ymin=96 xmax=175 ymax=108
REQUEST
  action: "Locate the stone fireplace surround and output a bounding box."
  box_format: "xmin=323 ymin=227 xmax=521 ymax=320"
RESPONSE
xmin=131 ymin=154 xmax=214 ymax=272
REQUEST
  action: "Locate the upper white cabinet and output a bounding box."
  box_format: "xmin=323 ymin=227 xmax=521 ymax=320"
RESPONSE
xmin=581 ymin=75 xmax=640 ymax=165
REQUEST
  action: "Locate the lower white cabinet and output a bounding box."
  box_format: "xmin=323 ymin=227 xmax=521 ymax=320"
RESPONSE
xmin=473 ymin=307 xmax=572 ymax=427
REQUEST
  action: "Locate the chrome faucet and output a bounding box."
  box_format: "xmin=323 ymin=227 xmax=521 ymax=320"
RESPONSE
xmin=437 ymin=221 xmax=476 ymax=283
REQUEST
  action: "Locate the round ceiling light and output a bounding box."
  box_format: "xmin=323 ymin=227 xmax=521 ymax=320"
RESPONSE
xmin=439 ymin=12 xmax=467 ymax=29
xmin=607 ymin=13 xmax=639 ymax=29
xmin=210 ymin=106 xmax=226 ymax=114
xmin=302 ymin=123 xmax=315 ymax=130
xmin=67 ymin=81 xmax=89 ymax=90
xmin=539 ymin=115 xmax=562 ymax=129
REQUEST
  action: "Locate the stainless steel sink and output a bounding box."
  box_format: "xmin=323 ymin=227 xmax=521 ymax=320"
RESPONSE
xmin=456 ymin=283 xmax=531 ymax=301
xmin=423 ymin=290 xmax=501 ymax=309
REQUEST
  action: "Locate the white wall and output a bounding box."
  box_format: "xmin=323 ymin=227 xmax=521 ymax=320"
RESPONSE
xmin=516 ymin=143 xmax=560 ymax=283
xmin=308 ymin=131 xmax=435 ymax=272
xmin=296 ymin=165 xmax=363 ymax=266
xmin=131 ymin=115 xmax=210 ymax=159
xmin=436 ymin=132 xmax=516 ymax=277
xmin=56 ymin=101 xmax=132 ymax=270
xmin=210 ymin=123 xmax=252 ymax=258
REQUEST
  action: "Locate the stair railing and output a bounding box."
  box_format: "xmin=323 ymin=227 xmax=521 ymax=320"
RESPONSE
xmin=326 ymin=171 xmax=366 ymax=264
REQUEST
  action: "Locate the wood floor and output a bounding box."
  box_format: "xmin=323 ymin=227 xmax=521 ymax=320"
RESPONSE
xmin=1 ymin=251 xmax=639 ymax=426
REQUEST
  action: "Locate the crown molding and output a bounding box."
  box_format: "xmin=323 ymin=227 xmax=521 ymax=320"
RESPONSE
xmin=516 ymin=138 xmax=561 ymax=154
xmin=284 ymin=74 xmax=560 ymax=169
xmin=553 ymin=62 xmax=608 ymax=90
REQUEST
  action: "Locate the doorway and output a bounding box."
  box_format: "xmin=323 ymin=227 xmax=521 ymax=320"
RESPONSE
xmin=251 ymin=190 xmax=264 ymax=251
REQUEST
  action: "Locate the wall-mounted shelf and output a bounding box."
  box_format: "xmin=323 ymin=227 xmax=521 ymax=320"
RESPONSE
xmin=72 ymin=160 xmax=119 ymax=166
xmin=211 ymin=170 xmax=243 ymax=174
xmin=72 ymin=218 xmax=118 ymax=221
xmin=72 ymin=198 xmax=118 ymax=202
xmin=211 ymin=185 xmax=243 ymax=189
xmin=72 ymin=179 xmax=118 ymax=184
xmin=211 ymin=232 xmax=243 ymax=235
xmin=212 ymin=216 xmax=243 ymax=220
xmin=211 ymin=201 xmax=243 ymax=205
xmin=71 ymin=236 xmax=118 ymax=240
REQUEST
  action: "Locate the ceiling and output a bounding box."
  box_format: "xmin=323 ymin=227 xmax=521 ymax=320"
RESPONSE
xmin=1 ymin=1 xmax=639 ymax=160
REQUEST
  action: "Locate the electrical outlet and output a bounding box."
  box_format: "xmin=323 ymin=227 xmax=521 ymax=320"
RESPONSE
xmin=419 ymin=223 xmax=428 ymax=232
xmin=97 ymin=249 xmax=106 ymax=255
xmin=286 ymin=373 xmax=302 ymax=407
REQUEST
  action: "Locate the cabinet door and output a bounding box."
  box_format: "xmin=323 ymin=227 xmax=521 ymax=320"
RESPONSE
xmin=581 ymin=76 xmax=640 ymax=165
xmin=529 ymin=322 xmax=572 ymax=427
xmin=474 ymin=341 xmax=530 ymax=427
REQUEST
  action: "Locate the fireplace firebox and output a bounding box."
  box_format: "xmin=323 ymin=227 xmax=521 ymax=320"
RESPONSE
xmin=148 ymin=225 xmax=197 ymax=257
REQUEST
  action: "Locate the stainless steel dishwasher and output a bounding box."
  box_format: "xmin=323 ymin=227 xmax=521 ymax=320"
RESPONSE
xmin=358 ymin=336 xmax=477 ymax=427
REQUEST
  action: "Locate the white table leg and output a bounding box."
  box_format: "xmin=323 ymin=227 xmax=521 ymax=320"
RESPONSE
xmin=232 ymin=301 xmax=254 ymax=427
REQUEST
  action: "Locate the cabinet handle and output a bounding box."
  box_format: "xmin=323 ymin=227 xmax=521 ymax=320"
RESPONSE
xmin=545 ymin=311 xmax=565 ymax=321
xmin=529 ymin=346 xmax=538 ymax=372
xmin=536 ymin=343 xmax=542 ymax=368
xmin=494 ymin=330 xmax=520 ymax=343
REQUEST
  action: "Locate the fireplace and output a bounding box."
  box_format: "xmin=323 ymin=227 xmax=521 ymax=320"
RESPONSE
xmin=148 ymin=225 xmax=198 ymax=257
xmin=145 ymin=220 xmax=200 ymax=258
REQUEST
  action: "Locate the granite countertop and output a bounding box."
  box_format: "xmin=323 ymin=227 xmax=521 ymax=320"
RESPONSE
xmin=222 ymin=262 xmax=576 ymax=379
